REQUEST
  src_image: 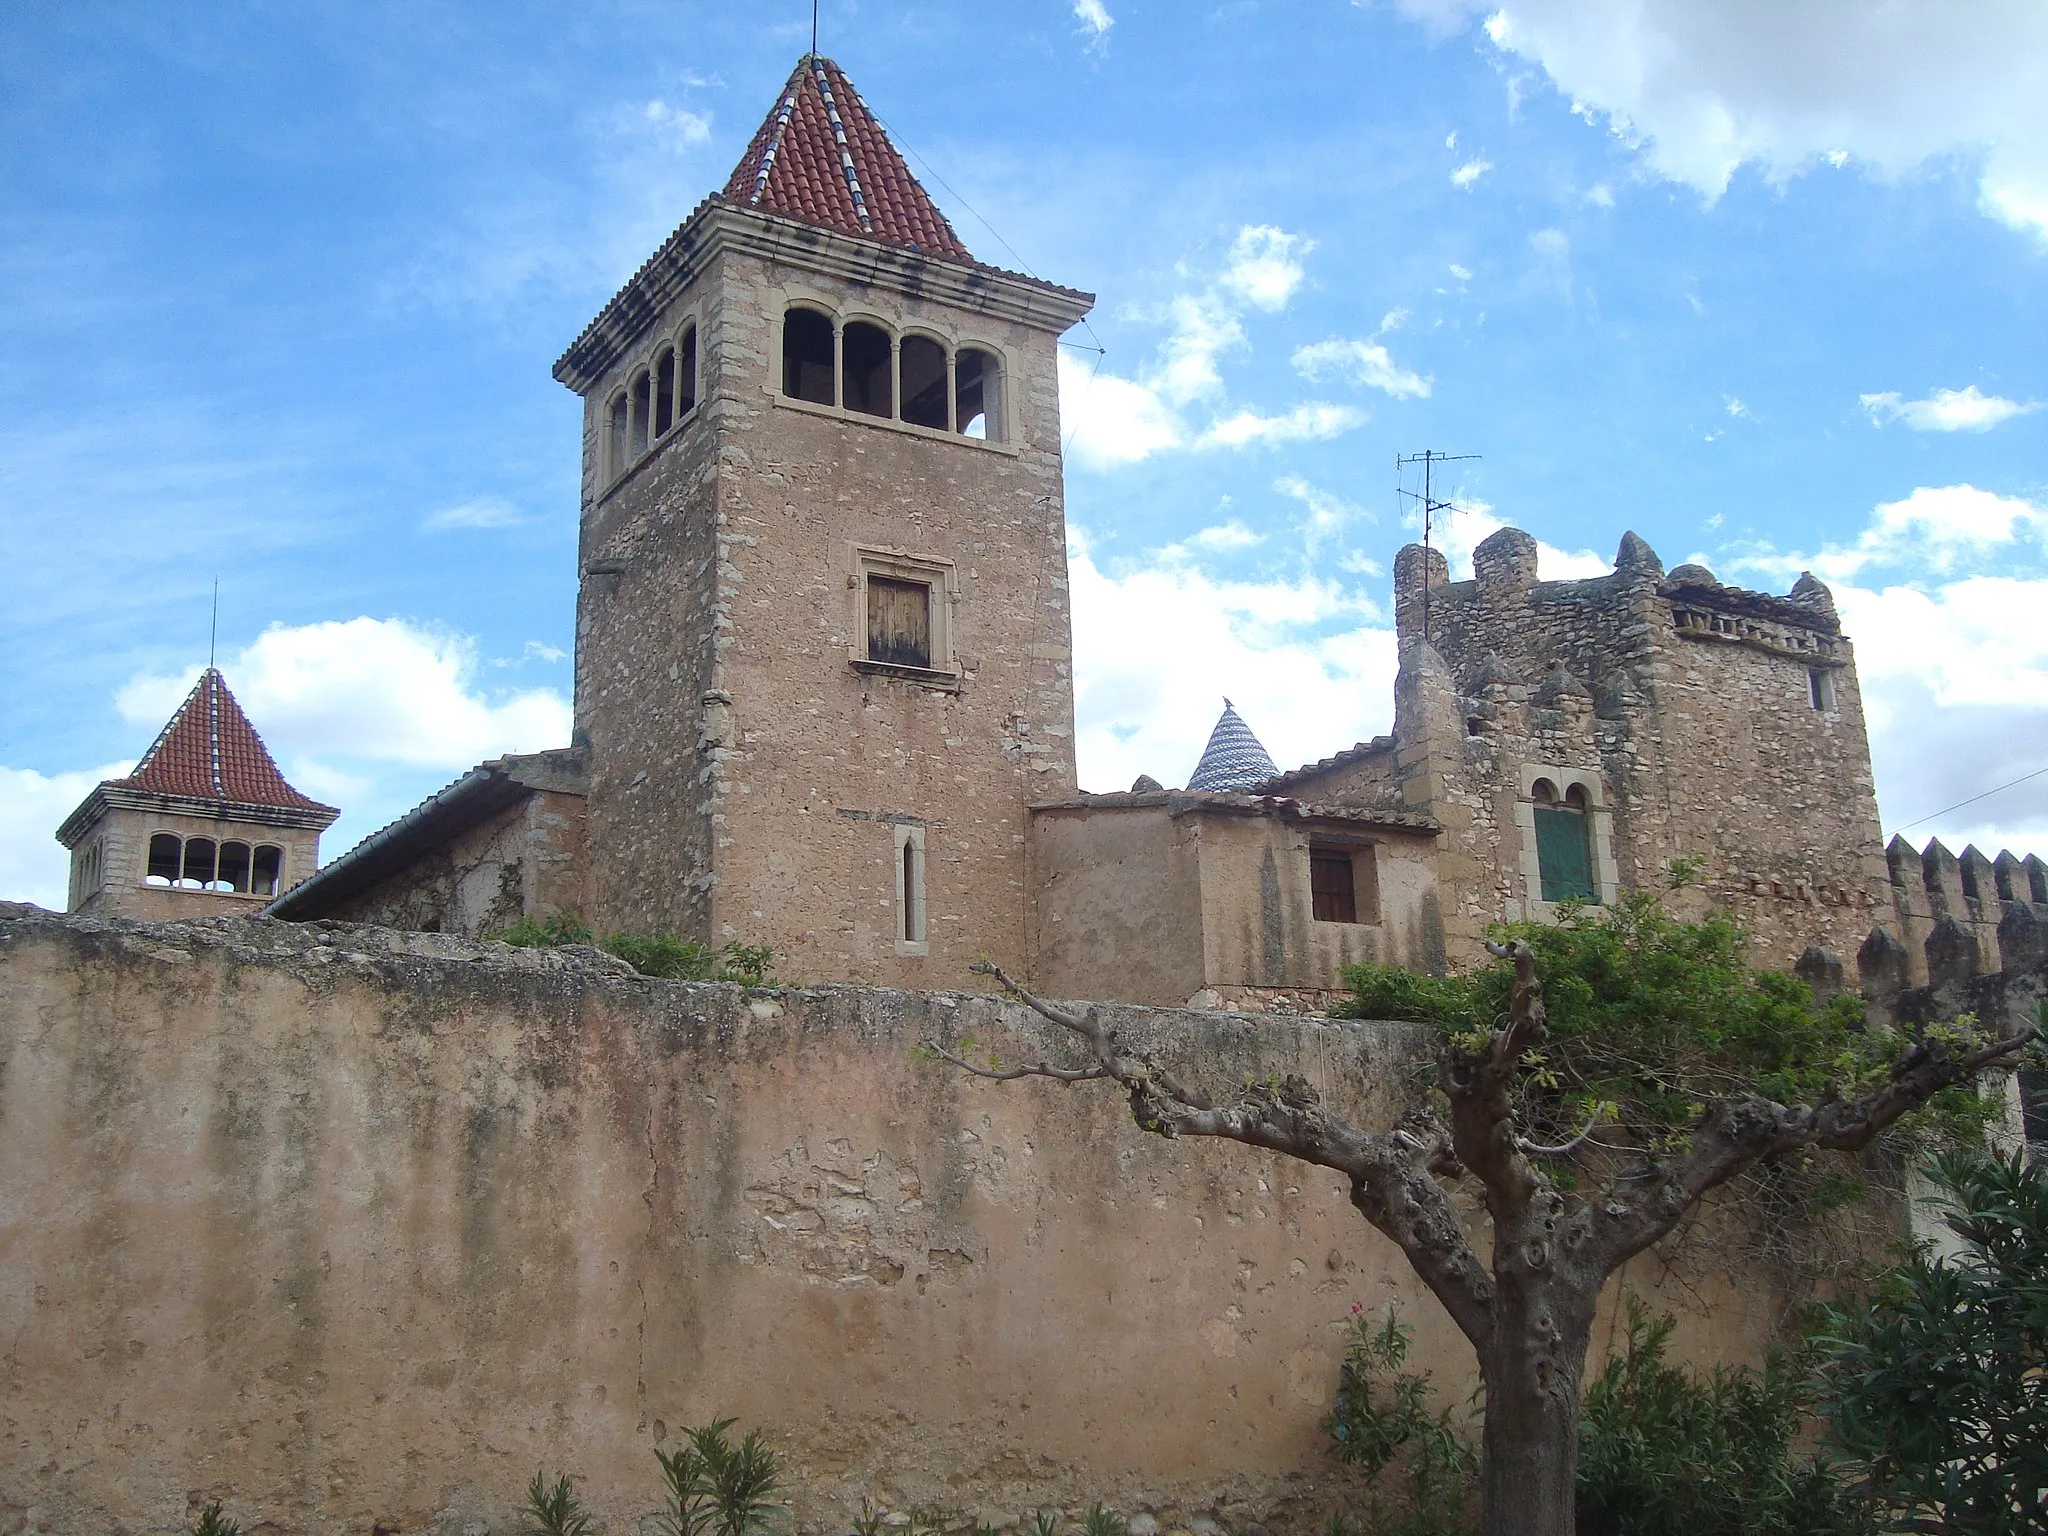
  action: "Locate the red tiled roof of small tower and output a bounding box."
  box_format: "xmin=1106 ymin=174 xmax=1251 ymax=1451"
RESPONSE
xmin=110 ymin=669 xmax=335 ymax=814
xmin=722 ymin=55 xmax=973 ymax=262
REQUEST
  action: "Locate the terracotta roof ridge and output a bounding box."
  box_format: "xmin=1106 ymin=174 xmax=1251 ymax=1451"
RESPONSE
xmin=110 ymin=667 xmax=335 ymax=817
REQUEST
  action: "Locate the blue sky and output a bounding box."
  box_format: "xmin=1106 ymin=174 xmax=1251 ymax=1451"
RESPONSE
xmin=4 ymin=0 xmax=2046 ymax=909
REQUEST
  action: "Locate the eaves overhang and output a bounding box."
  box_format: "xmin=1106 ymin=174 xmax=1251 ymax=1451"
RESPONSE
xmin=553 ymin=200 xmax=1095 ymax=396
xmin=57 ymin=784 xmax=340 ymax=850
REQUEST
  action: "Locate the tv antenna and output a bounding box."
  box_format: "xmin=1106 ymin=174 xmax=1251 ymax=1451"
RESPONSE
xmin=1397 ymin=450 xmax=1479 ymax=642
xmin=811 ymin=0 xmax=820 ymax=56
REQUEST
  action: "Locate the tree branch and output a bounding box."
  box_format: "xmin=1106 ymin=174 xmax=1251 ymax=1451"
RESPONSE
xmin=918 ymin=1040 xmax=1107 ymax=1084
xmin=959 ymin=960 xmax=1500 ymax=1350
xmin=1594 ymin=1022 xmax=2040 ymax=1271
xmin=1443 ymin=940 xmax=1549 ymax=1225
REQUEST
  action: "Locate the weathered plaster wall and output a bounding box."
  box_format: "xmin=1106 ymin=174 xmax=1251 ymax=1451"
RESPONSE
xmin=320 ymin=789 xmax=589 ymax=939
xmin=1032 ymin=803 xmax=1206 ymax=1007
xmin=0 ymin=906 xmax=1827 ymax=1536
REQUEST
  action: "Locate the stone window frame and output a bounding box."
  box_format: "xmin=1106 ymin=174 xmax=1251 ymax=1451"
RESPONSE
xmin=600 ymin=308 xmax=705 ymax=487
xmin=847 ymin=543 xmax=961 ymax=691
xmin=141 ymin=829 xmax=287 ymax=898
xmin=893 ymin=821 xmax=929 ymax=956
xmin=765 ymin=287 xmax=1020 ymax=457
xmin=1510 ymin=764 xmax=1618 ymax=921
xmin=1303 ymin=829 xmax=1383 ymax=927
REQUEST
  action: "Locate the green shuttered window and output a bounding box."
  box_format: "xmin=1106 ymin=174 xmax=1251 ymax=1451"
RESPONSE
xmin=1535 ymin=804 xmax=1596 ymax=903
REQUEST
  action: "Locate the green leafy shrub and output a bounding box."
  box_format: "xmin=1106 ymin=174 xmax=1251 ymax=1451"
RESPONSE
xmin=490 ymin=914 xmax=776 ymax=985
xmin=657 ymin=1417 xmax=785 ymax=1536
xmin=523 ymin=1470 xmax=592 ymax=1536
xmin=1324 ymin=1304 xmax=1474 ymax=1535
xmin=1812 ymin=1150 xmax=2048 ymax=1535
xmin=191 ymin=1504 xmax=241 ymax=1536
xmin=1576 ymin=1298 xmax=1873 ymax=1536
xmin=494 ymin=911 xmax=596 ymax=948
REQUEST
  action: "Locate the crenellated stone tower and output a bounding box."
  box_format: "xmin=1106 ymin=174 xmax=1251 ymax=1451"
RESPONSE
xmin=549 ymin=55 xmax=1093 ymax=984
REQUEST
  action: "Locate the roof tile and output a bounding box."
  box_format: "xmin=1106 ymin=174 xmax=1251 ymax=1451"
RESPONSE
xmin=111 ymin=669 xmax=335 ymax=815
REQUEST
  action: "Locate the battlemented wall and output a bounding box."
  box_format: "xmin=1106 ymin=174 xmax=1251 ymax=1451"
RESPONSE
xmin=0 ymin=905 xmax=1817 ymax=1536
xmin=1320 ymin=530 xmax=1891 ymax=971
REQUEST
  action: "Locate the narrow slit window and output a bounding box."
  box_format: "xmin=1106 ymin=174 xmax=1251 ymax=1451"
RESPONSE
xmin=782 ymin=308 xmax=835 ymax=404
xmin=146 ymin=833 xmax=180 ymax=886
xmin=252 ymin=845 xmax=284 ymax=898
xmin=676 ymin=325 xmax=698 ymax=416
xmin=1808 ymin=668 xmax=1833 ymax=710
xmin=630 ymin=370 xmax=652 ymax=456
xmin=1533 ymin=781 xmax=1597 ymax=903
xmin=866 ymin=576 xmax=932 ymax=669
xmin=654 ymin=347 xmax=676 ymax=437
xmin=895 ymin=825 xmax=926 ymax=951
xmin=899 ymin=335 xmax=948 ymax=429
xmin=955 ymin=348 xmax=1000 ymax=440
xmin=1311 ymin=850 xmax=1358 ymax=923
xmin=902 ymin=841 xmax=918 ymax=942
xmin=841 ymin=321 xmax=893 ymax=418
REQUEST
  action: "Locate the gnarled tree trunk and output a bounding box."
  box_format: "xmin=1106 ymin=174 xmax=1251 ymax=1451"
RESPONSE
xmin=1477 ymin=1278 xmax=1597 ymax=1536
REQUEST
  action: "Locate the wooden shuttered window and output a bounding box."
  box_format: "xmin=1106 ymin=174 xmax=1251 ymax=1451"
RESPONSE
xmin=1535 ymin=806 xmax=1596 ymax=903
xmin=866 ymin=576 xmax=933 ymax=669
xmin=1310 ymin=850 xmax=1358 ymax=924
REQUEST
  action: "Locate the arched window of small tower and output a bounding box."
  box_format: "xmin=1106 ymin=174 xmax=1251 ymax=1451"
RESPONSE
xmin=840 ymin=321 xmax=893 ymax=419
xmin=676 ymin=324 xmax=698 ymax=417
xmin=630 ymin=369 xmax=652 ymax=457
xmin=899 ymin=334 xmax=948 ymax=429
xmin=217 ymin=840 xmax=253 ymax=894
xmin=253 ymin=845 xmax=285 ymax=897
xmin=654 ymin=346 xmax=677 ymax=437
xmin=955 ymin=348 xmax=1001 ymax=440
xmin=181 ymin=837 xmax=218 ymax=890
xmin=782 ymin=307 xmax=835 ymax=405
xmin=1534 ymin=781 xmax=1597 ymax=904
xmin=607 ymin=392 xmax=630 ymax=478
xmin=146 ymin=833 xmax=181 ymax=886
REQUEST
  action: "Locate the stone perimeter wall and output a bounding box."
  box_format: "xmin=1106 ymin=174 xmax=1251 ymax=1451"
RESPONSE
xmin=1 ymin=906 xmax=1814 ymax=1536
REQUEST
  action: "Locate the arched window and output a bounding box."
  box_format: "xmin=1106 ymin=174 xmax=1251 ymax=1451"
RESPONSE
xmin=253 ymin=845 xmax=284 ymax=897
xmin=630 ymin=370 xmax=652 ymax=456
xmin=608 ymin=392 xmax=630 ymax=477
xmin=899 ymin=334 xmax=948 ymax=429
xmin=676 ymin=324 xmax=698 ymax=417
xmin=1533 ymin=781 xmax=1596 ymax=903
xmin=840 ymin=321 xmax=893 ymax=418
xmin=217 ymin=840 xmax=253 ymax=893
xmin=782 ymin=307 xmax=835 ymax=404
xmin=955 ymin=347 xmax=1001 ymax=440
xmin=146 ymin=832 xmax=181 ymax=886
xmin=181 ymin=837 xmax=218 ymax=891
xmin=654 ymin=346 xmax=676 ymax=437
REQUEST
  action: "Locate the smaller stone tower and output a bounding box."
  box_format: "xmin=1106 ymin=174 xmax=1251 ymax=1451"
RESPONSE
xmin=55 ymin=669 xmax=338 ymax=920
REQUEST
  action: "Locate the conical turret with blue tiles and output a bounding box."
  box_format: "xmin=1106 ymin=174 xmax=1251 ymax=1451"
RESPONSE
xmin=1186 ymin=699 xmax=1279 ymax=791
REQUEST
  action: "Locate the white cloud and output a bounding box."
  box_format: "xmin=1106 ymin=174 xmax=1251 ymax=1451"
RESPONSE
xmin=1060 ymin=351 xmax=1184 ymax=470
xmin=423 ymin=496 xmax=525 ymax=531
xmin=1422 ymin=499 xmax=1611 ymax=580
xmin=1074 ymin=0 xmax=1113 ymax=48
xmin=1219 ymin=225 xmax=1314 ymax=311
xmin=1186 ymin=520 xmax=1264 ymax=552
xmin=1724 ymin=395 xmax=1755 ymax=421
xmin=1068 ymin=531 xmax=1394 ymax=792
xmin=1398 ymin=0 xmax=2048 ymax=240
xmin=1292 ymin=337 xmax=1432 ymax=398
xmin=0 ymin=762 xmax=132 ymax=910
xmin=1529 ymin=227 xmax=1569 ymax=260
xmin=1448 ymin=262 xmax=1473 ymax=281
xmin=117 ymin=617 xmax=572 ymax=772
xmin=1860 ymin=386 xmax=2038 ymax=433
xmin=1586 ymin=182 xmax=1615 ymax=207
xmin=1277 ymin=474 xmax=1376 ymax=562
xmin=639 ymin=100 xmax=712 ymax=150
xmin=1199 ymin=403 xmax=1366 ymax=449
xmin=1731 ymin=484 xmax=2047 ymax=583
xmin=1451 ymin=157 xmax=1493 ymax=189
xmin=1153 ymin=292 xmax=1247 ymax=405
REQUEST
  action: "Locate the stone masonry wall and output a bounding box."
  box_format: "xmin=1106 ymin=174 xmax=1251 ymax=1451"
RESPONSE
xmin=1 ymin=906 xmax=1813 ymax=1536
xmin=68 ymin=812 xmax=323 ymax=926
xmin=1369 ymin=532 xmax=1886 ymax=971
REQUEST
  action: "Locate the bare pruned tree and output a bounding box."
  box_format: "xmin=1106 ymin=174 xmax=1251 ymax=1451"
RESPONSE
xmin=932 ymin=946 xmax=2035 ymax=1536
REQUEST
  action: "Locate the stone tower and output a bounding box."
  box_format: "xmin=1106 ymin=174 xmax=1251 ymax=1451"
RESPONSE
xmin=54 ymin=668 xmax=338 ymax=920
xmin=1381 ymin=530 xmax=1889 ymax=968
xmin=551 ymin=56 xmax=1094 ymax=984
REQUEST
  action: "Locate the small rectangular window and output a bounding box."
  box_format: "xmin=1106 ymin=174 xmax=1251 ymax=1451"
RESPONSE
xmin=1808 ymin=668 xmax=1833 ymax=710
xmin=894 ymin=824 xmax=927 ymax=954
xmin=866 ymin=576 xmax=932 ymax=669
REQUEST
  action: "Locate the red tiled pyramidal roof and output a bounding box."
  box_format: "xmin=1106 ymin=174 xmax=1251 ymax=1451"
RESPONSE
xmin=722 ymin=55 xmax=973 ymax=262
xmin=110 ymin=669 xmax=335 ymax=815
